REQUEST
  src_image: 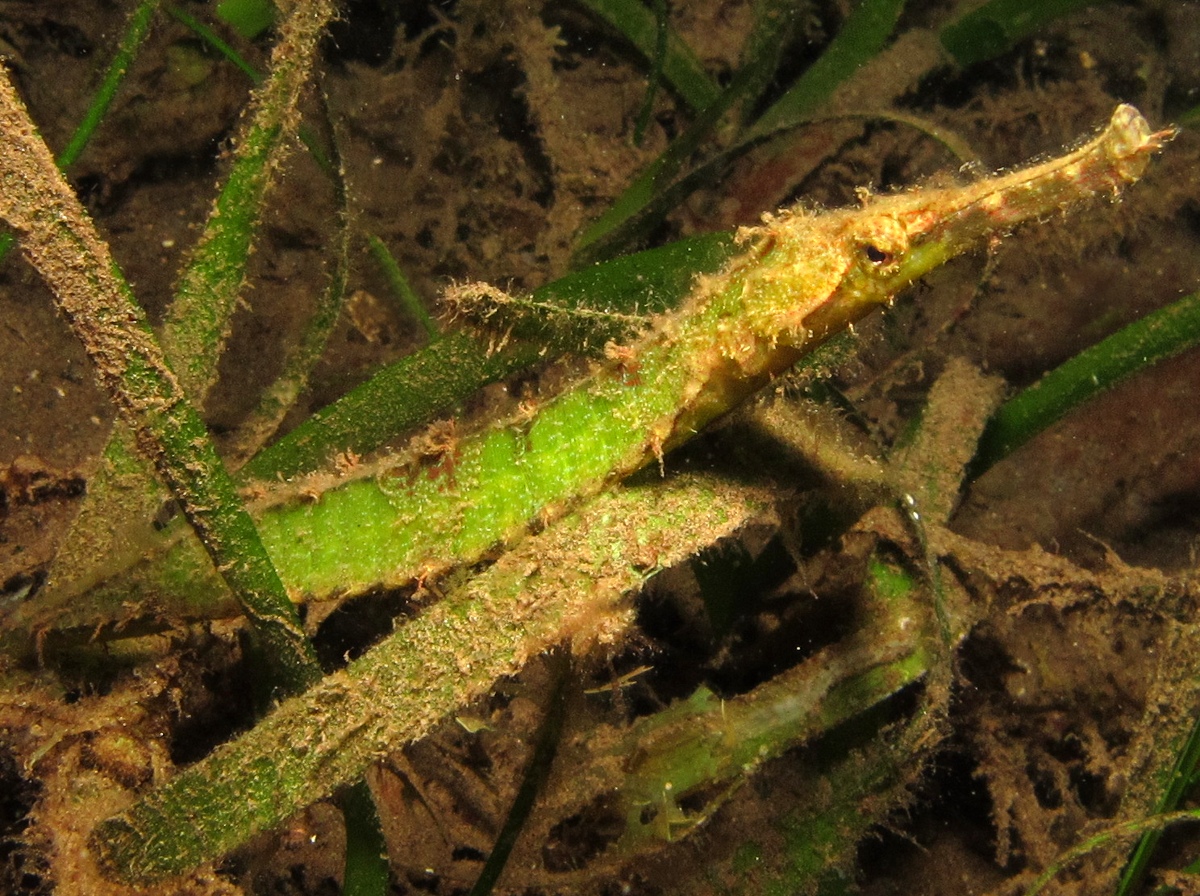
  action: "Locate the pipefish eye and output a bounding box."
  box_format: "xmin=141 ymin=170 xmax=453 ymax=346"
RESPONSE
xmin=862 ymin=243 xmax=891 ymax=264
xmin=851 ymin=215 xmax=908 ymax=270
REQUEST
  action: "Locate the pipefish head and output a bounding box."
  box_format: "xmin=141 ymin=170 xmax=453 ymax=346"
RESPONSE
xmin=756 ymin=202 xmax=917 ymax=346
xmin=800 ymin=104 xmax=1168 ymax=341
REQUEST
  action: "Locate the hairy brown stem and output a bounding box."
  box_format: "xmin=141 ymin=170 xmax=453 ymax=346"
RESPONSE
xmin=0 ymin=68 xmax=320 ymax=695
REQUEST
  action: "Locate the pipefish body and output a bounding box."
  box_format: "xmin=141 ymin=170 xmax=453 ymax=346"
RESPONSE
xmin=31 ymin=105 xmax=1173 ymax=622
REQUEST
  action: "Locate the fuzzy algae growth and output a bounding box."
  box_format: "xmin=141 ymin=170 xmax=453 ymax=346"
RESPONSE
xmin=33 ymin=104 xmax=1170 ymax=627
xmin=88 ymin=104 xmax=1168 ymax=882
